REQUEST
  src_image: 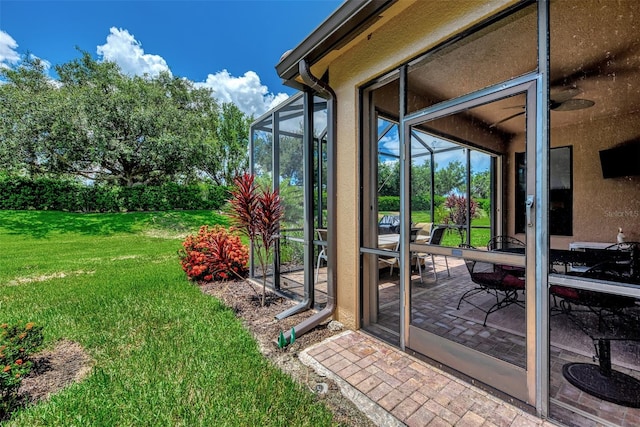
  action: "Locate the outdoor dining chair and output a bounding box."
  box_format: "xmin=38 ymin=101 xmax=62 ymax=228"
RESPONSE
xmin=549 ymin=261 xmax=637 ymax=325
xmin=605 ymin=241 xmax=640 ymax=281
xmin=487 ymin=235 xmax=525 ymax=251
xmin=314 ymin=229 xmax=328 ymax=284
xmin=414 ymin=226 xmax=450 ymax=282
xmin=487 ymin=235 xmax=526 ymax=277
xmin=457 ymin=244 xmax=525 ymax=326
xmin=378 ymin=241 xmax=400 ymax=277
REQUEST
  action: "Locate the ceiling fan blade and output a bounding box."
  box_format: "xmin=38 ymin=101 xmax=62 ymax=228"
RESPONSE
xmin=550 ymin=45 xmax=638 ymax=88
xmin=552 ymin=98 xmax=595 ymax=111
xmin=550 ymin=87 xmax=582 ymax=103
xmin=490 ymin=111 xmax=525 ymax=128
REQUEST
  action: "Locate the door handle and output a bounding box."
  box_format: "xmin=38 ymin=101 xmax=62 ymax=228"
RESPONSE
xmin=525 ymin=195 xmax=534 ymax=227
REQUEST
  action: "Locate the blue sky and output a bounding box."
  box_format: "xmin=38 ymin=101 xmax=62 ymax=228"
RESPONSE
xmin=0 ymin=0 xmax=342 ymax=117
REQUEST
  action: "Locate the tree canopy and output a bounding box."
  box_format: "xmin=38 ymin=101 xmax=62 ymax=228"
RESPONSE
xmin=0 ymin=52 xmax=250 ymax=186
xmin=376 ymin=157 xmax=490 ymax=210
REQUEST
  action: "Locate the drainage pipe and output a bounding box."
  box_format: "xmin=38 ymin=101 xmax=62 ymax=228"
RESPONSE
xmin=282 ymin=58 xmax=337 ymax=343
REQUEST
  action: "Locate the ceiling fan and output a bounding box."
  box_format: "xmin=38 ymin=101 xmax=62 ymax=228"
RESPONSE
xmin=489 ymin=45 xmax=638 ymax=128
xmin=490 ymin=86 xmax=595 ymax=128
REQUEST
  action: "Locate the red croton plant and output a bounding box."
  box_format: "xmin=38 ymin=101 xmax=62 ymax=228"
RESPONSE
xmin=229 ymin=173 xmax=284 ymax=307
xmin=443 ymin=193 xmax=478 ymax=244
xmin=179 ymin=225 xmax=249 ymax=282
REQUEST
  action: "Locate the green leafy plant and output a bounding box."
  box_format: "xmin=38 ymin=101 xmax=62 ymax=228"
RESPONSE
xmin=0 ymin=176 xmax=230 ymax=212
xmin=229 ymin=173 xmax=284 ymax=306
xmin=1 ymin=322 xmax=44 ymax=416
xmin=179 ymin=225 xmax=249 ymax=282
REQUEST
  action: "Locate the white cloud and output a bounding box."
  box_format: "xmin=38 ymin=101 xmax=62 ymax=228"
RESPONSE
xmin=0 ymin=30 xmax=20 ymax=69
xmin=195 ymin=69 xmax=289 ymax=117
xmin=267 ymin=93 xmax=290 ymax=112
xmin=95 ymin=28 xmax=286 ymax=117
xmin=96 ymin=27 xmax=170 ymax=77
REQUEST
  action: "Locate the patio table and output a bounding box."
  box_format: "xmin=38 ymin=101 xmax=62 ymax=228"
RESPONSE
xmin=560 ymin=301 xmax=640 ymax=408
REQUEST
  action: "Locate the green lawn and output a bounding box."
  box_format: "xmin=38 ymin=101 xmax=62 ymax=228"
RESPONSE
xmin=0 ymin=210 xmax=337 ymax=426
xmin=383 ymin=210 xmax=492 ymax=248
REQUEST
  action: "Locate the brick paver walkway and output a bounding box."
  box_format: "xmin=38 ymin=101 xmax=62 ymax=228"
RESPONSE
xmin=300 ymin=330 xmax=558 ymax=427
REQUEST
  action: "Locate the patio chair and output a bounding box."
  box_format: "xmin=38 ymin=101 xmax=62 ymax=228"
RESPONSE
xmin=378 ymin=241 xmax=400 ymax=276
xmin=315 ymin=229 xmax=328 ymax=284
xmin=549 ymin=261 xmax=637 ymax=325
xmin=414 ymin=226 xmax=450 ymax=282
xmin=605 ymin=241 xmax=640 ymax=281
xmin=378 ymin=215 xmax=400 ymax=235
xmin=413 ymin=222 xmax=432 ymax=244
xmin=487 ymin=235 xmax=526 ymax=276
xmin=457 ymin=244 xmax=525 ymax=326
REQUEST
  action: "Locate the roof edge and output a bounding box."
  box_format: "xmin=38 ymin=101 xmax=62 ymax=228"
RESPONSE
xmin=275 ymin=0 xmax=396 ymax=83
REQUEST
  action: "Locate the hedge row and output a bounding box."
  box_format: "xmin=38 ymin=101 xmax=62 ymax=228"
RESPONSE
xmin=0 ymin=177 xmax=229 ymax=212
xmin=378 ymin=195 xmax=490 ymax=213
xmin=378 ymin=195 xmax=446 ymax=212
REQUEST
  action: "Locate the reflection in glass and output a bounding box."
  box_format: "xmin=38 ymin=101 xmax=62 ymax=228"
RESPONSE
xmin=407 ymin=98 xmax=527 ymax=370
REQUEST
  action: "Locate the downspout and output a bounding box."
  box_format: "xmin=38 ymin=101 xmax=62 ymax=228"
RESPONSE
xmin=282 ymin=58 xmax=337 ymax=343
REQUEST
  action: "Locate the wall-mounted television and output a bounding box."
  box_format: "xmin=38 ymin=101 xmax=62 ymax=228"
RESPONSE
xmin=599 ymin=141 xmax=640 ymax=179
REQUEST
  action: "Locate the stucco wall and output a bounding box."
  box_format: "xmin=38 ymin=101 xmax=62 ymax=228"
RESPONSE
xmin=506 ymin=111 xmax=640 ymax=248
xmin=551 ymin=113 xmax=640 ymax=245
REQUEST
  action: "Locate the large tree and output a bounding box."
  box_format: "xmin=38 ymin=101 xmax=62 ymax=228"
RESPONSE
xmin=434 ymin=160 xmax=466 ymax=196
xmin=0 ymin=56 xmax=62 ymax=176
xmin=471 ymin=169 xmax=491 ymax=199
xmin=1 ymin=52 xmax=251 ymax=186
xmin=197 ymin=102 xmax=251 ymax=185
xmin=53 ymin=52 xmax=217 ymax=185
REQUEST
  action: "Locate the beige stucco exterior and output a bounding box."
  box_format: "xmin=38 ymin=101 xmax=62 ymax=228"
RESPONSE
xmin=505 ymin=110 xmax=640 ymax=249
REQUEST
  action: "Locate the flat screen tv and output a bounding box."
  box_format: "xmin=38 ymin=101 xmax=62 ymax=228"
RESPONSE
xmin=599 ymin=141 xmax=640 ymax=179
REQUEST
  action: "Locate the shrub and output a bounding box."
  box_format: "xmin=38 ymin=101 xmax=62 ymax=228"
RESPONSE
xmin=179 ymin=225 xmax=249 ymax=282
xmin=229 ymin=173 xmax=284 ymax=307
xmin=476 ymin=198 xmax=491 ymax=214
xmin=379 ymin=195 xmax=446 ymax=212
xmin=1 ymin=322 xmax=44 ymax=415
xmin=443 ymin=194 xmax=478 ymax=243
xmin=378 ymin=196 xmax=399 ymax=212
xmin=0 ymin=176 xmax=230 ymax=212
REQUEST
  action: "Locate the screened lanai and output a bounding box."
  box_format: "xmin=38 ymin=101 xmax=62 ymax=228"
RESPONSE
xmin=376 ymin=115 xmax=495 ymax=244
xmin=249 ymin=90 xmax=495 ymax=316
xmin=249 ymin=91 xmax=329 ymax=312
xmin=266 ymin=0 xmax=640 ymax=423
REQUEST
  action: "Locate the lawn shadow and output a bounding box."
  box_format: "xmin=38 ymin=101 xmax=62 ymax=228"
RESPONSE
xmin=0 ymin=210 xmax=229 ymax=239
xmin=0 ymin=211 xmax=143 ymax=238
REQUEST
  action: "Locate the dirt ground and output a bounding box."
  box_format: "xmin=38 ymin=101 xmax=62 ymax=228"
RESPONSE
xmin=12 ymin=339 xmax=93 ymax=418
xmin=14 ymin=279 xmax=375 ymax=426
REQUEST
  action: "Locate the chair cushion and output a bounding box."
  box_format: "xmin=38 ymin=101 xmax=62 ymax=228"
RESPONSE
xmin=550 ymin=285 xmax=579 ymax=300
xmin=473 ymin=272 xmax=524 ymax=289
xmin=502 ymin=274 xmax=526 ymax=289
xmin=414 ymin=222 xmax=432 ymax=235
xmin=550 ymin=285 xmax=636 ymax=309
